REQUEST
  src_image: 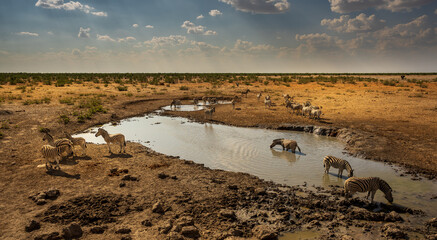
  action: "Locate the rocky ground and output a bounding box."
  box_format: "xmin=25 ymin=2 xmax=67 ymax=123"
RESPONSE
xmin=1 ymin=77 xmax=436 ymax=239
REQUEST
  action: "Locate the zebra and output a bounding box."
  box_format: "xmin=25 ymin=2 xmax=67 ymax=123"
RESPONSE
xmin=170 ymin=99 xmax=181 ymax=108
xmin=264 ymin=98 xmax=272 ymax=108
xmin=64 ymin=132 xmax=87 ymax=156
xmin=231 ymin=99 xmax=235 ymax=110
xmin=204 ymin=107 xmax=215 ymax=119
xmin=270 ymin=139 xmax=301 ymax=153
xmin=323 ymin=156 xmax=354 ymax=178
xmin=344 ymin=177 xmax=393 ymax=203
xmin=241 ymin=89 xmax=250 ymax=97
xmin=41 ymin=144 xmax=72 ymax=170
xmin=95 ymin=128 xmax=126 ymax=154
xmin=257 ymin=93 xmax=262 ymax=101
xmin=202 ymin=96 xmax=208 ymax=104
xmin=283 ymin=94 xmax=290 ymax=101
xmin=290 ymin=103 xmax=303 ymax=115
xmin=265 ymin=95 xmax=270 ymax=100
xmin=42 ymin=131 xmax=74 ymax=157
xmin=193 ymin=98 xmax=199 ymax=105
xmin=302 ymin=106 xmax=312 ymax=117
xmin=310 ymin=108 xmax=322 ymax=119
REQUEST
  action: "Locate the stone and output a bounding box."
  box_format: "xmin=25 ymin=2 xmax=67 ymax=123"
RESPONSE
xmin=381 ymin=223 xmax=407 ymax=239
xmin=120 ymin=237 xmax=132 ymax=240
xmin=152 ymin=201 xmax=164 ymax=214
xmin=141 ymin=219 xmax=152 ymax=227
xmin=219 ymin=209 xmax=236 ymax=220
xmin=90 ymin=226 xmax=106 ymax=234
xmin=25 ymin=220 xmax=41 ymax=232
xmin=36 ymin=199 xmax=47 ymax=205
xmin=158 ymin=173 xmax=169 ymax=179
xmin=180 ymin=226 xmax=200 ymax=239
xmin=45 ymin=189 xmax=60 ymax=200
xmin=252 ymin=225 xmax=278 ymax=240
xmin=62 ymin=223 xmax=83 ymax=239
xmin=121 ymin=175 xmax=137 ymax=181
xmin=384 ymin=211 xmax=404 ymax=222
xmin=119 ymin=182 xmax=126 ymax=188
xmin=115 ymin=228 xmax=131 ymax=234
xmin=341 ymin=235 xmax=354 ymax=240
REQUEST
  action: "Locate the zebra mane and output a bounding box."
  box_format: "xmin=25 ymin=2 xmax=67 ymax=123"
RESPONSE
xmin=272 ymin=138 xmax=284 ymax=142
xmin=378 ymin=178 xmax=392 ymax=191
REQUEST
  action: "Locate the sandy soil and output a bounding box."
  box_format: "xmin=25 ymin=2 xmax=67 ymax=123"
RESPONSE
xmin=0 ymin=76 xmax=436 ymax=239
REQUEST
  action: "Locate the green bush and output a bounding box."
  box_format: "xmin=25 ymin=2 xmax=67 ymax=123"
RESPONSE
xmin=59 ymin=97 xmax=75 ymax=105
xmin=179 ymin=86 xmax=189 ymax=90
xmin=59 ymin=114 xmax=70 ymax=124
xmin=117 ymin=85 xmax=128 ymax=91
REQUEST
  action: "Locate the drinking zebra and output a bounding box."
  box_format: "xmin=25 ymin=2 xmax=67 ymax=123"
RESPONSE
xmin=323 ymin=156 xmax=354 ymax=178
xmin=270 ymin=138 xmax=301 ymax=153
xmin=41 ymin=144 xmax=72 ymax=170
xmin=344 ymin=177 xmax=393 ymax=203
xmin=42 ymin=131 xmax=74 ymax=157
xmin=64 ymin=132 xmax=87 ymax=156
xmin=95 ymin=128 xmax=126 ymax=154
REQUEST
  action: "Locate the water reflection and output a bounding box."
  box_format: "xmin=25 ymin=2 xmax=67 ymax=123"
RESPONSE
xmin=322 ymin=173 xmax=343 ymax=187
xmin=270 ymin=148 xmax=300 ymax=164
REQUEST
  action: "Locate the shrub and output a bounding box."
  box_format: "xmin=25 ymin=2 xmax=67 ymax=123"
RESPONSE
xmin=0 ymin=132 xmax=3 ymax=139
xmin=59 ymin=97 xmax=75 ymax=105
xmin=59 ymin=114 xmax=70 ymax=124
xmin=179 ymin=86 xmax=189 ymax=90
xmin=117 ymin=85 xmax=128 ymax=91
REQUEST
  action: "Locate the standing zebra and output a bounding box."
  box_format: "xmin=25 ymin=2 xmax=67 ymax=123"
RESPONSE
xmin=241 ymin=89 xmax=250 ymax=97
xmin=64 ymin=132 xmax=87 ymax=156
xmin=344 ymin=177 xmax=393 ymax=203
xmin=204 ymin=107 xmax=215 ymax=119
xmin=264 ymin=98 xmax=272 ymax=108
xmin=95 ymin=128 xmax=126 ymax=154
xmin=231 ymin=99 xmax=235 ymax=110
xmin=193 ymin=98 xmax=199 ymax=105
xmin=323 ymin=156 xmax=354 ymax=178
xmin=41 ymin=144 xmax=72 ymax=170
xmin=257 ymin=93 xmax=262 ymax=101
xmin=42 ymin=132 xmax=74 ymax=157
xmin=270 ymin=139 xmax=301 ymax=153
xmin=170 ymin=99 xmax=181 ymax=108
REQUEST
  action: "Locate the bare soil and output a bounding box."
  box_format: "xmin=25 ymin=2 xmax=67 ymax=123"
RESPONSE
xmin=0 ymin=77 xmax=436 ymax=239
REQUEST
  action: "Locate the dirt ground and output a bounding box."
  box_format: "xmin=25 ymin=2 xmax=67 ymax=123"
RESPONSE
xmin=0 ymin=75 xmax=436 ymax=239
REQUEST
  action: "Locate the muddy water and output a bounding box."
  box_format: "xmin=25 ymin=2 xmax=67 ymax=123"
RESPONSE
xmin=160 ymin=100 xmax=232 ymax=112
xmin=75 ymin=114 xmax=437 ymax=217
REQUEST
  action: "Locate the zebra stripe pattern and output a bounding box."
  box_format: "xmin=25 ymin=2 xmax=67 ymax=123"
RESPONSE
xmin=344 ymin=177 xmax=393 ymax=203
xmin=65 ymin=132 xmax=87 ymax=156
xmin=42 ymin=132 xmax=74 ymax=156
xmin=95 ymin=128 xmax=126 ymax=154
xmin=323 ymin=156 xmax=354 ymax=178
xmin=41 ymin=145 xmax=63 ymax=170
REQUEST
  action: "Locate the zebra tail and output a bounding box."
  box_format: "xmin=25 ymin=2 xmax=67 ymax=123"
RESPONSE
xmin=85 ymin=142 xmax=87 ymax=148
xmin=124 ymin=141 xmax=126 ymax=146
xmin=297 ymin=145 xmax=301 ymax=153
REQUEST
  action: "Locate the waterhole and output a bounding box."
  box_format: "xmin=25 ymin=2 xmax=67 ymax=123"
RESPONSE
xmin=75 ymin=114 xmax=437 ymax=217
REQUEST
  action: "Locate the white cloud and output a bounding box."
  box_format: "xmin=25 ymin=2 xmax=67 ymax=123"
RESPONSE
xmin=96 ymin=34 xmax=115 ymax=42
xmin=181 ymin=21 xmax=217 ymax=35
xmin=145 ymin=25 xmax=154 ymax=29
xmin=118 ymin=36 xmax=136 ymax=43
xmin=295 ymin=33 xmax=343 ymax=54
xmin=321 ymin=13 xmax=385 ymax=32
xmin=232 ymin=39 xmax=275 ymax=53
xmin=328 ymin=0 xmax=433 ymax=13
xmin=219 ymin=0 xmax=290 ymax=14
xmin=47 ymin=31 xmax=54 ymax=35
xmin=143 ymin=35 xmax=187 ymax=48
xmin=17 ymin=32 xmax=39 ymax=37
xmin=78 ymin=27 xmax=90 ymax=38
xmin=132 ymin=24 xmax=139 ymax=28
xmin=209 ymin=9 xmax=223 ymax=16
xmin=197 ymin=14 xmax=204 ymax=19
xmin=35 ymin=0 xmax=107 ymax=17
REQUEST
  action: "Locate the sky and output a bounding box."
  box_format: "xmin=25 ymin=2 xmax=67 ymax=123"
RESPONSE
xmin=0 ymin=0 xmax=436 ymax=73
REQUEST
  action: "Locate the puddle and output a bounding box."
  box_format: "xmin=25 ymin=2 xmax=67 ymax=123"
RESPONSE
xmin=75 ymin=114 xmax=437 ymax=218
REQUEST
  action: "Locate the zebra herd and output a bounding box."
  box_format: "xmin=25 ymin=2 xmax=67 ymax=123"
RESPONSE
xmin=271 ymin=140 xmax=394 ymax=204
xmin=40 ymin=128 xmax=126 ymax=171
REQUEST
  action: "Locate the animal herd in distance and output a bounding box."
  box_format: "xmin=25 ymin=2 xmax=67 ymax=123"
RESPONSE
xmin=40 ymin=90 xmax=394 ymax=205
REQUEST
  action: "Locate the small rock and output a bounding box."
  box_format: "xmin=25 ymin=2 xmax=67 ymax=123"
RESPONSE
xmin=115 ymin=228 xmax=131 ymax=234
xmin=90 ymin=226 xmax=106 ymax=234
xmin=381 ymin=223 xmax=407 ymax=239
xmin=141 ymin=219 xmax=152 ymax=227
xmin=36 ymin=199 xmax=47 ymax=205
xmin=158 ymin=173 xmax=169 ymax=179
xmin=121 ymin=237 xmax=132 ymax=240
xmin=62 ymin=223 xmax=83 ymax=239
xmin=152 ymin=201 xmax=164 ymax=214
xmin=228 ymin=185 xmax=238 ymax=190
xmin=45 ymin=189 xmax=60 ymax=200
xmin=219 ymin=209 xmax=236 ymax=220
xmin=167 ymin=232 xmax=184 ymax=240
xmin=341 ymin=235 xmax=354 ymax=240
xmin=25 ymin=220 xmax=41 ymax=232
xmin=180 ymin=226 xmax=200 ymax=239
xmin=119 ymin=182 xmax=126 ymax=188
xmin=252 ymin=225 xmax=278 ymax=240
xmin=121 ymin=175 xmax=137 ymax=181
xmin=385 ymin=211 xmax=404 ymax=222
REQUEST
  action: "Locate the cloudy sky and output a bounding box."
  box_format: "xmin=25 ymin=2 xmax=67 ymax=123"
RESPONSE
xmin=0 ymin=0 xmax=436 ymax=73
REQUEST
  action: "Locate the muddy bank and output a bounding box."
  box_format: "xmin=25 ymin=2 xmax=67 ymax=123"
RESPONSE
xmin=22 ymin=144 xmax=436 ymax=239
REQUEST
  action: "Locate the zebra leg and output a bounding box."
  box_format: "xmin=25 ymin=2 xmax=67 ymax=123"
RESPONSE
xmin=366 ymin=191 xmax=371 ymax=199
xmin=82 ymin=145 xmax=86 ymax=156
xmin=370 ymin=190 xmax=377 ymax=203
xmin=324 ymin=165 xmax=329 ymax=174
xmin=55 ymin=157 xmax=61 ymax=170
xmin=107 ymin=143 xmax=112 ymax=153
xmin=338 ymin=169 xmax=343 ymax=177
xmin=119 ymin=142 xmax=123 ymax=153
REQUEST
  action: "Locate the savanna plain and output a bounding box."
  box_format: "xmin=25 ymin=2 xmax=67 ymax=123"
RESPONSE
xmin=0 ymin=73 xmax=436 ymax=240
